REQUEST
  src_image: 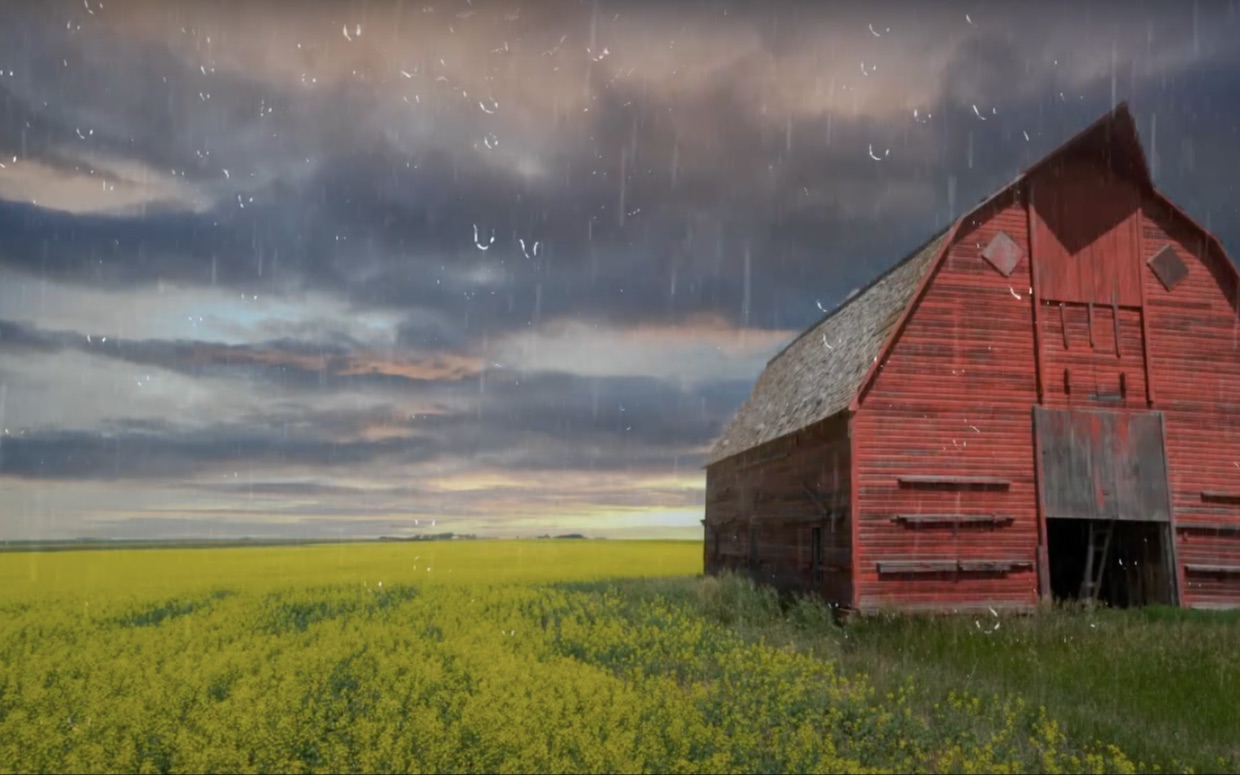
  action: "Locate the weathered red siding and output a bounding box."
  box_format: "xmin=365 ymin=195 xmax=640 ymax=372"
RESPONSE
xmin=1038 ymin=302 xmax=1148 ymax=409
xmin=1141 ymin=201 xmax=1240 ymax=609
xmin=852 ymin=195 xmax=1041 ymax=612
xmin=709 ymin=107 xmax=1240 ymax=613
xmin=703 ymin=415 xmax=853 ymax=606
xmin=1031 ymin=160 xmax=1143 ymax=307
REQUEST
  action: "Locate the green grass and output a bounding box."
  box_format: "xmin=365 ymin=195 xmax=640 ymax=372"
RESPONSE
xmin=837 ymin=603 xmax=1240 ymax=774
xmin=589 ymin=573 xmax=1240 ymax=773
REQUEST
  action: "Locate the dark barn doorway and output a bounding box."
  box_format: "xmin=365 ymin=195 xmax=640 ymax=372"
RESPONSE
xmin=1046 ymin=518 xmax=1176 ymax=606
xmin=1035 ymin=408 xmax=1180 ymax=607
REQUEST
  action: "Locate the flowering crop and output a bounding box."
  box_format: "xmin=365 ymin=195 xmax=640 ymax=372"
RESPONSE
xmin=0 ymin=541 xmax=1169 ymax=773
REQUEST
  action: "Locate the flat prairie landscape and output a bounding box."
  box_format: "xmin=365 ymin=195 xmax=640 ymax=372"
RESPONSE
xmin=0 ymin=540 xmax=1236 ymax=774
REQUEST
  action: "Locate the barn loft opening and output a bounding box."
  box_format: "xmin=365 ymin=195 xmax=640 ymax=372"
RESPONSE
xmin=1046 ymin=519 xmax=1176 ymax=607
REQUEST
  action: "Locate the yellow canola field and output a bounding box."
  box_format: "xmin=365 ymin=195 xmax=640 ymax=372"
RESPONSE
xmin=0 ymin=541 xmax=1145 ymax=774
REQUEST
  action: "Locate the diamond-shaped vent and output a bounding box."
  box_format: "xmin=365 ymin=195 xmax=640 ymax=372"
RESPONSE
xmin=981 ymin=230 xmax=1023 ymax=276
xmin=1148 ymin=244 xmax=1189 ymax=291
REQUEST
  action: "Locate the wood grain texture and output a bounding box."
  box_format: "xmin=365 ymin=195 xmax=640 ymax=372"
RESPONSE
xmin=1141 ymin=201 xmax=1240 ymax=609
xmin=853 ymin=195 xmax=1040 ymax=613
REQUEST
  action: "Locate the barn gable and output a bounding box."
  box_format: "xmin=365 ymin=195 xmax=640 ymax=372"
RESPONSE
xmin=706 ymin=102 xmax=1191 ymax=468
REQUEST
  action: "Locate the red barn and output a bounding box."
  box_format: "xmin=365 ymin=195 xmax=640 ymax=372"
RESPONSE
xmin=703 ymin=103 xmax=1240 ymax=614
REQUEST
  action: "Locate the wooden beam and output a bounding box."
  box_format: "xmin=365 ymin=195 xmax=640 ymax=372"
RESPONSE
xmin=1184 ymin=563 xmax=1240 ymax=575
xmin=1175 ymin=521 xmax=1240 ymax=535
xmin=876 ymin=559 xmax=1034 ymax=575
xmin=876 ymin=560 xmax=958 ymax=574
xmin=1033 ymin=406 xmax=1053 ymax=600
xmin=897 ymin=475 xmax=1012 ymax=489
xmin=1026 ymin=182 xmax=1045 ymax=403
xmin=959 ymin=560 xmax=1035 ymax=573
xmin=1136 ymin=206 xmax=1156 ymax=406
xmin=1200 ymin=491 xmax=1240 ymax=504
xmin=848 ymin=413 xmax=861 ymax=611
xmin=889 ymin=514 xmax=1015 ymax=526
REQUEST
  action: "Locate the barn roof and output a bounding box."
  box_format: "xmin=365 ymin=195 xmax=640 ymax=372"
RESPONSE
xmin=706 ymin=226 xmax=950 ymax=465
xmin=705 ymin=102 xmax=1156 ymax=467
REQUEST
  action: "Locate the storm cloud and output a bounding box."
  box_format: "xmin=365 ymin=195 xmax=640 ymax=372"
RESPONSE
xmin=2 ymin=0 xmax=1239 ymax=539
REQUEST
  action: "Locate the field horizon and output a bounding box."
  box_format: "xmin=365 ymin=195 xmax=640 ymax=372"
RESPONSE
xmin=1 ymin=541 xmax=1235 ymax=774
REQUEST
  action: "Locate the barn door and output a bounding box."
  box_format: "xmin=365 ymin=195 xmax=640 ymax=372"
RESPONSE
xmin=1034 ymin=408 xmax=1171 ymax=522
xmin=1034 ymin=407 xmax=1180 ymax=606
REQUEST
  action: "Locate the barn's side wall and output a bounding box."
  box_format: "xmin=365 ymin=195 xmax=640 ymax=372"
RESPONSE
xmin=851 ymin=194 xmax=1041 ymax=613
xmin=703 ymin=414 xmax=852 ymax=606
xmin=1142 ymin=201 xmax=1240 ymax=610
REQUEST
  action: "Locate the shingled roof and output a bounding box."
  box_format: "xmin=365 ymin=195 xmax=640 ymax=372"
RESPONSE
xmin=705 ymin=226 xmax=950 ymax=466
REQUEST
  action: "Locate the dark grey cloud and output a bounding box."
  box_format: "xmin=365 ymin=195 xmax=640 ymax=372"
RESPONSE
xmin=5 ymin=2 xmax=1235 ymax=340
xmin=0 ymin=314 xmax=749 ymax=480
xmin=0 ymin=422 xmax=435 ymax=481
xmin=0 ymin=319 xmax=63 ymax=353
xmin=3 ymin=0 xmax=1240 ymax=536
xmin=0 ymin=0 xmax=962 ymax=337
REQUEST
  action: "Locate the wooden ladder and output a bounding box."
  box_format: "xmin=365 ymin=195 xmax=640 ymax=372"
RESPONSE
xmin=1080 ymin=520 xmax=1116 ymax=602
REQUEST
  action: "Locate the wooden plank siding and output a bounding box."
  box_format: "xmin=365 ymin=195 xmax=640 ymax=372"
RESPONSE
xmin=703 ymin=414 xmax=853 ymax=606
xmin=1141 ymin=201 xmax=1240 ymax=609
xmin=852 ymin=195 xmax=1041 ymax=613
xmin=1038 ymin=302 xmax=1147 ymax=409
xmin=1030 ymin=159 xmax=1144 ymax=307
xmin=705 ymin=106 xmax=1240 ymax=614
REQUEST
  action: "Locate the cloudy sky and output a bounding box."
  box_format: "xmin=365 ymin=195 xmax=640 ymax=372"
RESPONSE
xmin=1 ymin=0 xmax=1238 ymax=541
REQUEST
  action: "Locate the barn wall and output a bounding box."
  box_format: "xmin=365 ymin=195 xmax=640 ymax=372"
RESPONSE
xmin=703 ymin=414 xmax=852 ymax=607
xmin=1141 ymin=200 xmax=1240 ymax=610
xmin=1037 ymin=302 xmax=1148 ymax=409
xmin=1030 ymin=158 xmax=1144 ymax=307
xmin=852 ymin=193 xmax=1041 ymax=613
